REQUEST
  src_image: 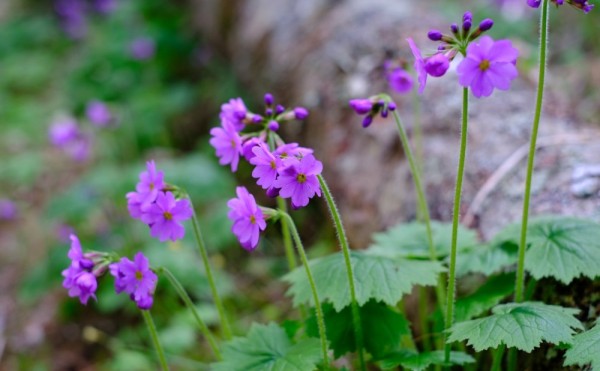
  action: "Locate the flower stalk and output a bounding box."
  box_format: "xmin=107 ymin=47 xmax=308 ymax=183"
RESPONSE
xmin=444 ymin=87 xmax=470 ymax=363
xmin=279 ymin=211 xmax=330 ymax=367
xmin=159 ymin=267 xmax=222 ymax=360
xmin=317 ymin=174 xmax=366 ymax=371
xmin=142 ymin=309 xmax=169 ymax=371
xmin=190 ymin=207 xmax=232 ymax=339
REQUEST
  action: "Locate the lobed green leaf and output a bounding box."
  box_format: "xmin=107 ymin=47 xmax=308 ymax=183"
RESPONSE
xmin=564 ymin=320 xmax=600 ymax=369
xmin=448 ymin=302 xmax=583 ymax=352
xmin=454 ymin=273 xmax=515 ymax=322
xmin=377 ymin=350 xmax=475 ymax=370
xmin=211 ymin=322 xmax=322 ymax=371
xmin=283 ymin=251 xmax=445 ymax=311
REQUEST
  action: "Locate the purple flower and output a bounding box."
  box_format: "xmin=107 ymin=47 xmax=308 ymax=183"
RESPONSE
xmin=387 ymin=68 xmax=413 ymax=94
xmin=274 ymin=143 xmax=313 ymax=160
xmin=457 ymin=36 xmax=519 ymax=98
xmin=273 ymin=154 xmax=323 ymax=208
xmin=293 ymin=107 xmax=309 ymax=120
xmin=109 ymin=252 xmax=158 ymax=310
xmin=407 ymin=38 xmax=427 ymax=94
xmin=348 ymin=97 xmax=396 ymax=128
xmin=86 ymin=100 xmax=112 ymax=127
xmin=126 ymin=191 xmax=144 ymax=220
xmin=92 ymin=0 xmax=116 ymax=14
xmin=349 ymin=99 xmax=374 ymax=114
xmin=210 ymin=121 xmax=243 ymax=172
xmin=241 ymin=137 xmax=265 ymax=161
xmin=49 ymin=118 xmax=80 ymax=147
xmin=130 ymin=37 xmax=156 ymax=60
xmin=135 ymin=160 xmax=165 ymax=208
xmin=227 ymin=187 xmax=267 ymax=250
xmin=61 ymin=234 xmax=98 ymax=305
xmin=250 ymin=142 xmax=282 ymax=190
xmin=141 ymin=192 xmax=193 ymax=242
xmin=54 ymin=0 xmax=87 ymax=39
xmin=220 ymin=98 xmax=247 ymax=132
xmin=424 ymin=53 xmax=450 ymax=77
xmin=527 ymin=0 xmax=542 ymax=7
xmin=0 ymin=199 xmax=18 ymax=220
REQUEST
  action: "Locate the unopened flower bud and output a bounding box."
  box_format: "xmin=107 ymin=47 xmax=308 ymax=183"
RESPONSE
xmin=293 ymin=107 xmax=309 ymax=120
xmin=265 ymin=108 xmax=273 ymax=116
xmin=427 ymin=30 xmax=443 ymax=41
xmin=462 ymin=19 xmax=472 ymax=33
xmin=362 ymin=115 xmax=373 ymax=128
xmin=264 ymin=93 xmax=274 ymax=106
xmin=387 ymin=101 xmax=397 ymax=111
xmin=349 ymin=99 xmax=373 ymax=114
xmin=450 ymin=23 xmax=459 ymax=34
xmin=424 ymin=54 xmax=450 ymax=77
xmin=267 ymin=120 xmax=279 ymax=131
xmin=275 ymin=104 xmax=285 ymax=115
xmin=478 ymin=18 xmax=494 ymax=32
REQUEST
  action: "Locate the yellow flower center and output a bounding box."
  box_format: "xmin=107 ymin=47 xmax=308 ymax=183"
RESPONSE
xmin=479 ymin=59 xmax=490 ymax=71
xmin=135 ymin=271 xmax=143 ymax=280
xmin=250 ymin=215 xmax=256 ymax=224
xmin=297 ymin=174 xmax=307 ymax=183
xmin=163 ymin=211 xmax=173 ymax=220
xmin=230 ymin=139 xmax=237 ymax=148
xmin=270 ymin=160 xmax=277 ymax=169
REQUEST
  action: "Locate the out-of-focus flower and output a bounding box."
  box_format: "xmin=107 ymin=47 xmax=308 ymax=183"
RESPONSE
xmin=130 ymin=37 xmax=156 ymax=60
xmin=0 ymin=199 xmax=18 ymax=220
xmin=61 ymin=234 xmax=98 ymax=305
xmin=387 ymin=67 xmax=414 ymax=94
xmin=210 ymin=121 xmax=243 ymax=172
xmin=86 ymin=101 xmax=112 ymax=127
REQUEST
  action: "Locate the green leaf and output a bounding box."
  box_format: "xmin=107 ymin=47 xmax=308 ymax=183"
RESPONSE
xmin=369 ymin=221 xmax=477 ymax=259
xmin=211 ymin=323 xmax=322 ymax=371
xmin=377 ymin=350 xmax=475 ymax=370
xmin=283 ymin=251 xmax=445 ymax=311
xmin=448 ymin=302 xmax=583 ymax=352
xmin=564 ymin=320 xmax=600 ymax=369
xmin=454 ymin=273 xmax=515 ymax=322
xmin=306 ymin=300 xmax=411 ymax=359
xmin=492 ymin=216 xmax=600 ymax=283
xmin=454 ymin=243 xmax=517 ymax=277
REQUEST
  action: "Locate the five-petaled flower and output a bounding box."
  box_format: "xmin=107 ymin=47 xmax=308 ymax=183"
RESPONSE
xmin=142 ymin=191 xmax=193 ymax=242
xmin=110 ymin=252 xmax=158 ymax=310
xmin=227 ymin=186 xmax=267 ymax=250
xmin=274 ymin=154 xmax=323 ymax=209
xmin=457 ymin=36 xmax=519 ymax=98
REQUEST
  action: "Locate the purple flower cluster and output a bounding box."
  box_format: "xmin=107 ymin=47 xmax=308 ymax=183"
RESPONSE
xmin=61 ymin=234 xmax=99 ymax=305
xmin=406 ymin=11 xmax=518 ymax=98
xmin=211 ymin=95 xmax=322 ymax=208
xmin=349 ymin=96 xmax=397 ymax=127
xmin=110 ymin=252 xmax=158 ymax=310
xmin=127 ymin=161 xmax=193 ymax=242
xmin=48 ymin=117 xmax=91 ymax=162
xmin=61 ymin=234 xmax=157 ymax=309
xmin=528 ymin=0 xmax=594 ymax=12
xmin=227 ymin=187 xmax=267 ymax=251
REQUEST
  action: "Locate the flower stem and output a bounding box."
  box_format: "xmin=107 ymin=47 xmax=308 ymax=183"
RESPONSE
xmin=190 ymin=209 xmax=232 ymax=339
xmin=444 ymin=87 xmax=470 ymax=363
xmin=515 ymin=0 xmax=549 ymax=304
xmin=159 ymin=267 xmax=222 ymax=360
xmin=491 ymin=344 xmax=506 ymax=371
xmin=277 ymin=197 xmax=298 ymax=271
xmin=279 ymin=211 xmax=330 ymax=367
xmin=141 ymin=309 xmax=169 ymax=371
xmin=317 ymin=174 xmax=366 ymax=371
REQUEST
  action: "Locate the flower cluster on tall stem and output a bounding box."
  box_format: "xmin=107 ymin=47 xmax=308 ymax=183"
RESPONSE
xmin=210 ymin=94 xmax=323 ymax=209
xmin=110 ymin=252 xmax=158 ymax=310
xmin=126 ymin=160 xmax=193 ymax=242
xmin=528 ymin=0 xmax=594 ymax=12
xmin=61 ymin=234 xmax=99 ymax=304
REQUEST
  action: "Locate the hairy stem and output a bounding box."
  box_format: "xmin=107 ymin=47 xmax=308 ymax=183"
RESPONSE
xmin=142 ymin=310 xmax=169 ymax=371
xmin=160 ymin=267 xmax=222 ymax=360
xmin=190 ymin=209 xmax=232 ymax=339
xmin=279 ymin=211 xmax=330 ymax=367
xmin=515 ymin=0 xmax=549 ymax=304
xmin=317 ymin=174 xmax=366 ymax=371
xmin=444 ymin=87 xmax=469 ymax=363
xmin=277 ymin=197 xmax=298 ymax=271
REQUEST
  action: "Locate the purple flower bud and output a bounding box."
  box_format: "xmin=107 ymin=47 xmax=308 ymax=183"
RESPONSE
xmin=527 ymin=0 xmax=541 ymax=7
xmin=265 ymin=108 xmax=273 ymax=116
xmin=266 ymin=187 xmax=280 ymax=198
xmin=438 ymin=44 xmax=447 ymax=51
xmin=267 ymin=120 xmax=279 ymax=131
xmin=388 ymin=102 xmax=397 ymax=111
xmin=242 ymin=137 xmax=263 ymax=161
xmin=80 ymin=258 xmax=95 ymax=270
xmin=349 ymin=99 xmax=373 ymax=114
xmin=362 ymin=115 xmax=373 ymax=128
xmin=252 ymin=115 xmax=263 ymax=124
xmin=424 ymin=54 xmax=450 ymax=77
xmin=275 ymin=105 xmax=285 ymax=115
xmin=427 ymin=30 xmax=443 ymax=41
xmin=293 ymin=107 xmax=309 ymax=120
xmin=556 ymin=0 xmax=564 ymax=4
xmin=479 ymin=18 xmax=494 ymax=32
xmin=451 ymin=23 xmax=459 ymax=34
xmin=463 ymin=20 xmax=472 ymax=33
xmin=264 ymin=93 xmax=274 ymax=106
xmin=463 ymin=11 xmax=472 ymax=23
xmin=381 ymin=107 xmax=389 ymax=118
